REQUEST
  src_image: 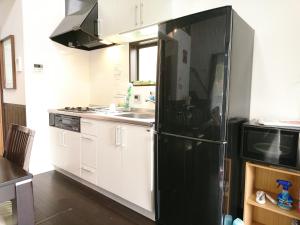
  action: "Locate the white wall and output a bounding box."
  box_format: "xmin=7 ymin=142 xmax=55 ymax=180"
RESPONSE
xmin=0 ymin=0 xmax=26 ymax=104
xmin=172 ymin=0 xmax=300 ymax=120
xmin=90 ymin=44 xmax=156 ymax=109
xmin=21 ymin=0 xmax=91 ymax=174
xmin=89 ymin=44 xmax=129 ymax=106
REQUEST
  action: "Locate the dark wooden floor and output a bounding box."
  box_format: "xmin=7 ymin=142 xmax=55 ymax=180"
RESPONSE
xmin=33 ymin=171 xmax=156 ymax=225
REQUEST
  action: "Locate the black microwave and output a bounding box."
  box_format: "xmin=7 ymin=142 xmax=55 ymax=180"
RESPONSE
xmin=241 ymin=123 xmax=300 ymax=170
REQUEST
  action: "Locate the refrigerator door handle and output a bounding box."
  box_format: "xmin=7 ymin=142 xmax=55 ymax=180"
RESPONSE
xmin=197 ymin=134 xmax=204 ymax=139
xmin=185 ymin=143 xmax=193 ymax=152
xmin=196 ymin=141 xmax=202 ymax=146
xmin=155 ymin=39 xmax=165 ymax=133
xmin=160 ymin=131 xmax=227 ymax=145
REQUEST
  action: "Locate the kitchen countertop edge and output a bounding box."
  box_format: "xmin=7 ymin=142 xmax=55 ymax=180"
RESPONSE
xmin=48 ymin=109 xmax=155 ymax=127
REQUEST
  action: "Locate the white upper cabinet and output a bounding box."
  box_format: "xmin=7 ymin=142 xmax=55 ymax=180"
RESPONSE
xmin=99 ymin=0 xmax=140 ymax=38
xmin=171 ymin=0 xmax=231 ymax=19
xmin=99 ymin=0 xmax=172 ymax=38
xmin=141 ymin=0 xmax=172 ymax=27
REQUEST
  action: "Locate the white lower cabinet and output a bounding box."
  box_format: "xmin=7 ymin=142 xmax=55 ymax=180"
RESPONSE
xmin=97 ymin=121 xmax=123 ymax=196
xmin=50 ymin=118 xmax=153 ymax=212
xmin=120 ymin=124 xmax=153 ymax=211
xmin=97 ymin=121 xmax=153 ymax=211
xmin=80 ymin=134 xmax=98 ymax=185
xmin=49 ymin=127 xmax=81 ymax=177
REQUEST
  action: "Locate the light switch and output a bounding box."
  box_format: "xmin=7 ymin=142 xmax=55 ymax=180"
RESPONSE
xmin=34 ymin=64 xmax=43 ymax=72
xmin=16 ymin=57 xmax=23 ymax=72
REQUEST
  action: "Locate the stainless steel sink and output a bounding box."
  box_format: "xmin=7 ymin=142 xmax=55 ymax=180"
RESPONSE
xmin=117 ymin=113 xmax=154 ymax=119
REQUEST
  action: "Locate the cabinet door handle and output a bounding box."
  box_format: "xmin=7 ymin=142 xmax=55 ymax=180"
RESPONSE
xmin=134 ymin=4 xmax=138 ymax=26
xmin=140 ymin=2 xmax=143 ymax=25
xmin=81 ymin=136 xmax=93 ymax=141
xmin=150 ymin=145 xmax=154 ymax=192
xmin=97 ymin=18 xmax=102 ymax=39
xmin=81 ymin=166 xmax=95 ymax=173
xmin=115 ymin=126 xmax=121 ymax=146
xmin=81 ymin=121 xmax=92 ymax=125
xmin=62 ymin=132 xmax=66 ymax=147
xmin=121 ymin=127 xmax=126 ymax=147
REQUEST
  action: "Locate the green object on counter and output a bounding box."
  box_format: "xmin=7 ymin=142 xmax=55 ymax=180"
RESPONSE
xmin=124 ymin=83 xmax=133 ymax=111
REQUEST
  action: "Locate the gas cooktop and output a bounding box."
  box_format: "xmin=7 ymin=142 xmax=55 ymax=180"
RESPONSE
xmin=58 ymin=106 xmax=105 ymax=113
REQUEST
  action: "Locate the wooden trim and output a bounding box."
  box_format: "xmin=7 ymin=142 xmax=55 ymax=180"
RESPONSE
xmin=1 ymin=35 xmax=17 ymax=89
xmin=243 ymin=162 xmax=255 ymax=225
xmin=129 ymin=39 xmax=158 ymax=83
xmin=2 ymin=103 xmax=26 ymax=142
xmin=0 ymin=41 xmax=5 ymax=154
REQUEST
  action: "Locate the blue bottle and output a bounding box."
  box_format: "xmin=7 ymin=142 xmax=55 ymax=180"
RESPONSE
xmin=276 ymin=179 xmax=293 ymax=210
xmin=223 ymin=215 xmax=232 ymax=225
xmin=232 ymin=218 xmax=244 ymax=225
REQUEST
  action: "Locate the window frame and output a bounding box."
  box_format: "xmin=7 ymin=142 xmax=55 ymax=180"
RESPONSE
xmin=129 ymin=39 xmax=158 ymax=86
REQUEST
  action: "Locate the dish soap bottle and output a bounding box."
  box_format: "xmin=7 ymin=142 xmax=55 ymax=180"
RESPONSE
xmin=124 ymin=83 xmax=133 ymax=111
xmin=277 ymin=179 xmax=293 ymax=210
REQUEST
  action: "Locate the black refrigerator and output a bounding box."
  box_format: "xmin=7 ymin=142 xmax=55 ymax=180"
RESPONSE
xmin=155 ymin=6 xmax=254 ymax=225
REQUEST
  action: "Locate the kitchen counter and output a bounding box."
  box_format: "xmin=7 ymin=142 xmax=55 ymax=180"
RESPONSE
xmin=48 ymin=109 xmax=155 ymax=127
xmin=49 ymin=108 xmax=155 ymax=217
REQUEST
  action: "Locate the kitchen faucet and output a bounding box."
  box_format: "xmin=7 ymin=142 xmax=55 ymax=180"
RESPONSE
xmin=146 ymin=99 xmax=155 ymax=103
xmin=146 ymin=91 xmax=155 ymax=104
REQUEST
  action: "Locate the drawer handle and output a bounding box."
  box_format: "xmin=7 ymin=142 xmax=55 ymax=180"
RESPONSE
xmin=81 ymin=121 xmax=92 ymax=124
xmin=81 ymin=136 xmax=93 ymax=141
xmin=81 ymin=166 xmax=95 ymax=173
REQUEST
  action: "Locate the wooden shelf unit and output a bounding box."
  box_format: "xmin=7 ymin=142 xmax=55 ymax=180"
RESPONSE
xmin=252 ymin=222 xmax=264 ymax=225
xmin=244 ymin=162 xmax=300 ymax=225
xmin=247 ymin=192 xmax=300 ymax=220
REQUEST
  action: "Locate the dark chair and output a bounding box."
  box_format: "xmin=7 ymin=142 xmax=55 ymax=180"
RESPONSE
xmin=0 ymin=124 xmax=35 ymax=223
xmin=3 ymin=124 xmax=35 ymax=171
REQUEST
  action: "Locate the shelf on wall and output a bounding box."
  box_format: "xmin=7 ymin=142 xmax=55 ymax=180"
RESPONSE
xmin=247 ymin=192 xmax=300 ymax=220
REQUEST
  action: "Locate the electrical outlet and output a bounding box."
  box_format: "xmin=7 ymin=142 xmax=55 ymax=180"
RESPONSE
xmin=134 ymin=94 xmax=141 ymax=103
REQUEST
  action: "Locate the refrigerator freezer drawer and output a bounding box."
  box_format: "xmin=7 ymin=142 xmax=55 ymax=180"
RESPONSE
xmin=155 ymin=133 xmax=226 ymax=225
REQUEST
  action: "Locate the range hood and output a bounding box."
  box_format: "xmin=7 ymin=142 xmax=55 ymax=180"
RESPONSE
xmin=50 ymin=0 xmax=113 ymax=51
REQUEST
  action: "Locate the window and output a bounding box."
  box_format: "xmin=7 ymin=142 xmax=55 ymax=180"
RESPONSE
xmin=129 ymin=40 xmax=158 ymax=86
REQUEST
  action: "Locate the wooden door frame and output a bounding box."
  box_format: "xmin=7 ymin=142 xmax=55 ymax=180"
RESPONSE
xmin=0 ymin=40 xmax=6 ymax=155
